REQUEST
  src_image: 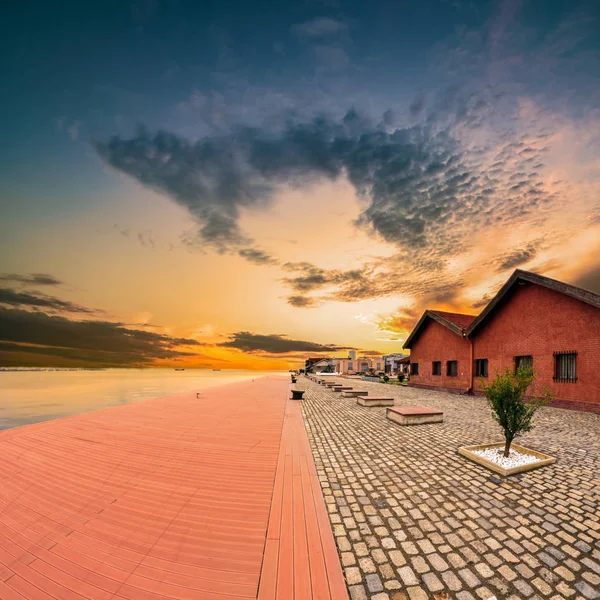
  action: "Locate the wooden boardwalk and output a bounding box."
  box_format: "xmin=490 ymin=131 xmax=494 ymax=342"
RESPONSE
xmin=0 ymin=377 xmax=348 ymax=600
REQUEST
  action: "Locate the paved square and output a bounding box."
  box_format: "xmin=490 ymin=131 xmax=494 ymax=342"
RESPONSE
xmin=297 ymin=377 xmax=600 ymax=600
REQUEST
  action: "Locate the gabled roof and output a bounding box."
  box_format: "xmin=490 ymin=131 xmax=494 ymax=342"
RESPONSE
xmin=312 ymin=358 xmax=332 ymax=366
xmin=466 ymin=269 xmax=600 ymax=336
xmin=429 ymin=310 xmax=476 ymax=330
xmin=403 ymin=309 xmax=476 ymax=349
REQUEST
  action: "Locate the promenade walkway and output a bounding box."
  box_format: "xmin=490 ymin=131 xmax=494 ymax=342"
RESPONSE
xmin=0 ymin=377 xmax=348 ymax=600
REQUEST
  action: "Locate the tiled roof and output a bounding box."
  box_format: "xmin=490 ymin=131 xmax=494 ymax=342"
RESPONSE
xmin=429 ymin=310 xmax=476 ymax=330
xmin=403 ymin=309 xmax=475 ymax=349
xmin=467 ymin=269 xmax=600 ymax=335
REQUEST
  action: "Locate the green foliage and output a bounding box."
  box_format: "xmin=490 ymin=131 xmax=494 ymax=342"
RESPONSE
xmin=482 ymin=367 xmax=552 ymax=456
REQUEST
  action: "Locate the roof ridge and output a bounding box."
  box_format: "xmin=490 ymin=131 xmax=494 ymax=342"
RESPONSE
xmin=467 ymin=269 xmax=600 ymax=335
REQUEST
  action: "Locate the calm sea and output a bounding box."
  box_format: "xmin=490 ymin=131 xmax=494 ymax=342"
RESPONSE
xmin=0 ymin=369 xmax=286 ymax=431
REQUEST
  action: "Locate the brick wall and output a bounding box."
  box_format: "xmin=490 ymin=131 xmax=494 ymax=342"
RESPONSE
xmin=471 ymin=282 xmax=600 ymax=406
xmin=409 ymin=319 xmax=471 ymax=390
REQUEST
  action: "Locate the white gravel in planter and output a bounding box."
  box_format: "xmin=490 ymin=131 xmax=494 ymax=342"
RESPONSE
xmin=472 ymin=447 xmax=541 ymax=469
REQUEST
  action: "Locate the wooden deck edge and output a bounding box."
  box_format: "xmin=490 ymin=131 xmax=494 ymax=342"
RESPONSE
xmin=257 ymin=389 xmax=349 ymax=600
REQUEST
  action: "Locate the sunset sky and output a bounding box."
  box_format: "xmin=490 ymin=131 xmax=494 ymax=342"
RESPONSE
xmin=1 ymin=0 xmax=599 ymax=369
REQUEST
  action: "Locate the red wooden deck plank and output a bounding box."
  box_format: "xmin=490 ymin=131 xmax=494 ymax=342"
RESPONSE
xmin=1 ymin=377 xmax=349 ymax=600
xmin=258 ymin=395 xmax=349 ymax=600
xmin=0 ymin=378 xmax=288 ymax=600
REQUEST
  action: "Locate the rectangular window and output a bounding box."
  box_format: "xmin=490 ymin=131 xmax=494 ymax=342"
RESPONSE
xmin=348 ymin=363 xmax=353 ymax=371
xmin=410 ymin=362 xmax=419 ymax=376
xmin=475 ymin=359 xmax=488 ymax=378
xmin=554 ymin=352 xmax=577 ymax=383
xmin=515 ymin=355 xmax=533 ymax=372
xmin=432 ymin=361 xmax=441 ymax=376
xmin=446 ymin=361 xmax=458 ymax=377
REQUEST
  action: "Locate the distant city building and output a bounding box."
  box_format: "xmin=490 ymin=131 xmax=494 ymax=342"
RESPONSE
xmin=383 ymin=353 xmax=408 ymax=375
xmin=333 ymin=354 xmax=385 ymax=375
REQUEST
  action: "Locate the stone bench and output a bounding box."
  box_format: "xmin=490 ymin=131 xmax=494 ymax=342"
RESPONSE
xmin=357 ymin=396 xmax=394 ymax=407
xmin=332 ymin=386 xmax=353 ymax=393
xmin=325 ymin=382 xmax=340 ymax=388
xmin=386 ymin=406 xmax=443 ymax=425
xmin=342 ymin=390 xmax=368 ymax=397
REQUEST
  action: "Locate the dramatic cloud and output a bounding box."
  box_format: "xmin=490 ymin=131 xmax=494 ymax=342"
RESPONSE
xmin=0 ymin=309 xmax=201 ymax=367
xmin=217 ymin=331 xmax=347 ymax=354
xmin=0 ymin=273 xmax=62 ymax=286
xmin=376 ymin=306 xmax=421 ymax=335
xmin=97 ymin=104 xmax=556 ymax=264
xmin=287 ymin=295 xmax=319 ymax=308
xmin=0 ymin=288 xmax=99 ymax=314
xmin=238 ymin=247 xmax=278 ymax=265
xmin=494 ymin=242 xmax=541 ymax=272
xmin=281 ymin=258 xmax=465 ymax=307
xmin=471 ymin=294 xmax=492 ymax=309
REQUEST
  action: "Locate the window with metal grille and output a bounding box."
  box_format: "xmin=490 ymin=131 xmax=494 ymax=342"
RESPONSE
xmin=475 ymin=358 xmax=488 ymax=377
xmin=554 ymin=352 xmax=577 ymax=383
xmin=432 ymin=361 xmax=441 ymax=376
xmin=515 ymin=355 xmax=533 ymax=372
xmin=410 ymin=362 xmax=419 ymax=376
xmin=446 ymin=360 xmax=458 ymax=377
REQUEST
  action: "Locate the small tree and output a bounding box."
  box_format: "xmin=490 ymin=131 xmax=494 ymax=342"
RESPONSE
xmin=483 ymin=367 xmax=551 ymax=457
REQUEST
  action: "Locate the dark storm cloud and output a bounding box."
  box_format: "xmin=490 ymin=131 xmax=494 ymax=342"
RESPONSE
xmin=281 ymin=257 xmax=466 ymax=307
xmin=0 ymin=287 xmax=98 ymax=314
xmin=287 ymin=295 xmax=319 ymax=308
xmin=471 ymin=294 xmax=492 ymax=309
xmin=0 ymin=308 xmax=201 ymax=367
xmin=493 ymin=241 xmax=541 ymax=272
xmin=217 ymin=331 xmax=345 ymax=354
xmin=97 ymin=104 xmax=555 ymax=263
xmin=281 ymin=262 xmax=367 ymax=293
xmin=0 ymin=273 xmax=63 ymax=286
xmin=238 ymin=248 xmax=278 ymax=265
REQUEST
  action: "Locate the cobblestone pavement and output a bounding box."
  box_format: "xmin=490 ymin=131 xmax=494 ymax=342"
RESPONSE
xmin=296 ymin=377 xmax=600 ymax=600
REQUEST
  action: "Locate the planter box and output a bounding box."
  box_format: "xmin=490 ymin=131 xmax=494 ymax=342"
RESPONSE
xmin=342 ymin=390 xmax=368 ymax=397
xmin=386 ymin=406 xmax=443 ymax=426
xmin=357 ymin=396 xmax=394 ymax=407
xmin=457 ymin=442 xmax=556 ymax=476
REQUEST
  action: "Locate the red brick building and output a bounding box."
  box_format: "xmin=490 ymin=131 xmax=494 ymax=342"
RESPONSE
xmin=403 ymin=311 xmax=474 ymax=391
xmin=403 ymin=270 xmax=600 ymax=410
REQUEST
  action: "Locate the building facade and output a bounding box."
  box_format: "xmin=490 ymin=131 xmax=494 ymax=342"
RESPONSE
xmin=383 ymin=353 xmax=408 ymax=375
xmin=333 ymin=356 xmax=385 ymax=375
xmin=403 ymin=270 xmax=600 ymax=409
xmin=403 ymin=311 xmax=473 ymax=391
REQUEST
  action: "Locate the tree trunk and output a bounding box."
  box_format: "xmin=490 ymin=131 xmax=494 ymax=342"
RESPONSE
xmin=503 ymin=435 xmax=513 ymax=457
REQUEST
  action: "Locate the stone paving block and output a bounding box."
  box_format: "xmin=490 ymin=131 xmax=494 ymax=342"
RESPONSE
xmin=297 ymin=377 xmax=600 ymax=600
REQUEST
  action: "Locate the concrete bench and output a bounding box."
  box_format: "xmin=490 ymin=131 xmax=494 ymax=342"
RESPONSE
xmin=357 ymin=396 xmax=394 ymax=407
xmin=324 ymin=382 xmax=340 ymax=388
xmin=332 ymin=386 xmax=353 ymax=393
xmin=291 ymin=389 xmax=305 ymax=400
xmin=342 ymin=389 xmax=368 ymax=398
xmin=386 ymin=406 xmax=443 ymax=425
